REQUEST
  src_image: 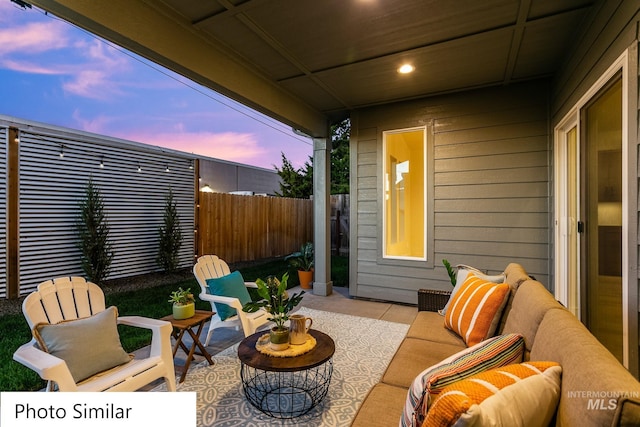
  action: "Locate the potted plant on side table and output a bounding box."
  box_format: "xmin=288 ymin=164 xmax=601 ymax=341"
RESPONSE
xmin=285 ymin=242 xmax=314 ymax=289
xmin=168 ymin=287 xmax=196 ymax=320
xmin=242 ymin=273 xmax=305 ymax=351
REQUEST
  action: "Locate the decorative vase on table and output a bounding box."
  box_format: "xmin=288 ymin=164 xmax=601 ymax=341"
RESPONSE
xmin=269 ymin=327 xmax=290 ymax=351
xmin=242 ymin=273 xmax=305 ymax=351
xmin=168 ymin=287 xmax=196 ymax=320
xmin=172 ymin=302 xmax=195 ymax=320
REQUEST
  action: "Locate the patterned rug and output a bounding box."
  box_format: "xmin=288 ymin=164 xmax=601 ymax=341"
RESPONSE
xmin=152 ymin=307 xmax=409 ymax=426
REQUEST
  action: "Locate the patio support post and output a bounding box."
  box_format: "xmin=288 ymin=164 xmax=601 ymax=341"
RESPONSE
xmin=312 ymin=135 xmax=332 ymax=296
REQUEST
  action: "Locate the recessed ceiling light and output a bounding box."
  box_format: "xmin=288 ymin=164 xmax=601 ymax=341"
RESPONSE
xmin=398 ymin=64 xmax=415 ymax=74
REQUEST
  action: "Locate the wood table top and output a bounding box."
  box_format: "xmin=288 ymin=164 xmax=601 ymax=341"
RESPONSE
xmin=238 ymin=329 xmax=335 ymax=372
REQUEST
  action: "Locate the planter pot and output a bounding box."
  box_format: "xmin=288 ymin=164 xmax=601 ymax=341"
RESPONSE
xmin=298 ymin=269 xmax=314 ymax=289
xmin=173 ymin=302 xmax=195 ymax=320
xmin=269 ymin=327 xmax=290 ymax=351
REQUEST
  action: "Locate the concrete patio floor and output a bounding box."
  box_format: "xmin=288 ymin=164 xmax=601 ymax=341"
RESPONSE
xmin=137 ymin=285 xmax=418 ymax=389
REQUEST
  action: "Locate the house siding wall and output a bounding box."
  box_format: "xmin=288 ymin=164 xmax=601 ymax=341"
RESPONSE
xmin=549 ymin=1 xmax=640 ymax=376
xmin=350 ymin=80 xmax=550 ymax=304
xmin=199 ymin=157 xmax=280 ymax=195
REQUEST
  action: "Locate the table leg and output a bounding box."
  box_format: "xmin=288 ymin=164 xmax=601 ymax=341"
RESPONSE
xmin=186 ymin=321 xmax=214 ymax=365
xmin=171 ymin=328 xmax=188 ymax=358
xmin=179 ymin=320 xmax=214 ymax=383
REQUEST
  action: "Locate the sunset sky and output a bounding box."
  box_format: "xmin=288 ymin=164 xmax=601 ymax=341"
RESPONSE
xmin=0 ymin=1 xmax=313 ymax=170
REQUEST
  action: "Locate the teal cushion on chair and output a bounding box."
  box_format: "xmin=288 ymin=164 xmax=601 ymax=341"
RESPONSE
xmin=206 ymin=271 xmax=252 ymax=321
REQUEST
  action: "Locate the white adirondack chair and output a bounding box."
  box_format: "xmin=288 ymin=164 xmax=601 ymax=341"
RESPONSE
xmin=193 ymin=255 xmax=271 ymax=346
xmin=13 ymin=277 xmax=176 ymax=392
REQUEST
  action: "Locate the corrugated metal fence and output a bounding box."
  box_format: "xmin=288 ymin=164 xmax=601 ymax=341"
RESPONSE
xmin=1 ymin=120 xmax=195 ymax=297
xmin=198 ymin=192 xmax=313 ymax=263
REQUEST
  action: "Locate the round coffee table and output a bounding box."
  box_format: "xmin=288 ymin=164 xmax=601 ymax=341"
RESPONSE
xmin=237 ymin=329 xmax=335 ymax=418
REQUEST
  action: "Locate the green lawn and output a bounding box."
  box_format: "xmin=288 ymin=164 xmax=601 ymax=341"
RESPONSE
xmin=0 ymin=255 xmax=348 ymax=391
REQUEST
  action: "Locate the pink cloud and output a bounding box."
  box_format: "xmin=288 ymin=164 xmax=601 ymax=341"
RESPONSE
xmin=0 ymin=59 xmax=65 ymax=75
xmin=0 ymin=21 xmax=68 ymax=55
xmin=63 ymin=69 xmax=125 ymax=99
xmin=124 ymin=130 xmax=268 ymax=163
xmin=71 ymin=110 xmax=115 ymax=134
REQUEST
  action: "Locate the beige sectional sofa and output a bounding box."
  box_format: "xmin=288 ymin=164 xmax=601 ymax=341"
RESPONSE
xmin=351 ymin=263 xmax=640 ymax=426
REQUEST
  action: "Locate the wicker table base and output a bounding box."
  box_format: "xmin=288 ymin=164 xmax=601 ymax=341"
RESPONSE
xmin=238 ymin=329 xmax=335 ymax=418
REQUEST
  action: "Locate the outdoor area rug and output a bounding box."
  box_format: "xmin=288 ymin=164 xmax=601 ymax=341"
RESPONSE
xmin=152 ymin=307 xmax=409 ymax=426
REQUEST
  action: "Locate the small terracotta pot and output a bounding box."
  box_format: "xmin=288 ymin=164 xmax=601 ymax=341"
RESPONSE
xmin=298 ymin=269 xmax=313 ymax=289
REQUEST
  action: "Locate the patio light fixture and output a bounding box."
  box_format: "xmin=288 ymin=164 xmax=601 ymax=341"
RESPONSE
xmin=59 ymin=144 xmax=65 ymax=158
xmin=99 ymin=156 xmax=104 ymax=168
xmin=398 ymin=64 xmax=415 ymax=74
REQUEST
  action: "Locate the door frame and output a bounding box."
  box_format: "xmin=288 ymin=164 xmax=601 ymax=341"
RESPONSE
xmin=553 ymin=47 xmax=635 ymax=370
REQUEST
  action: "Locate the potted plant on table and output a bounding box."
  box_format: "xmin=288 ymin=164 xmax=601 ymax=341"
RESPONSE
xmin=168 ymin=287 xmax=195 ymax=320
xmin=285 ymin=242 xmax=314 ymax=289
xmin=242 ymin=273 xmax=305 ymax=350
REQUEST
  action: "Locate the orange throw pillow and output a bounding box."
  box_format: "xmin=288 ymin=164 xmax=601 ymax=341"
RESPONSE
xmin=424 ymin=361 xmax=561 ymax=427
xmin=444 ymin=274 xmax=510 ymax=346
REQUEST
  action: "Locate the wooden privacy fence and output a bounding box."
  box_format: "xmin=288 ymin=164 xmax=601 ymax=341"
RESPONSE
xmin=197 ymin=192 xmax=313 ymax=264
xmin=331 ymin=194 xmax=350 ymax=255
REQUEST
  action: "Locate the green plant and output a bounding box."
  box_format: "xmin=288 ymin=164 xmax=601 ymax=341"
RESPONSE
xmin=285 ymin=242 xmax=314 ymax=271
xmin=242 ymin=273 xmax=304 ymax=330
xmin=168 ymin=287 xmax=195 ymax=306
xmin=443 ymin=259 xmax=456 ymax=286
xmin=76 ymin=177 xmax=114 ymax=284
xmin=157 ymin=188 xmax=183 ymax=273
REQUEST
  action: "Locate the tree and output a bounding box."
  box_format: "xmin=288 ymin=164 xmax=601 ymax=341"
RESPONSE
xmin=274 ymin=153 xmax=313 ymax=198
xmin=157 ymin=188 xmax=183 ymax=273
xmin=76 ymin=178 xmax=113 ymax=284
xmin=330 ymin=119 xmax=350 ymax=194
xmin=274 ymin=119 xmax=350 ymax=197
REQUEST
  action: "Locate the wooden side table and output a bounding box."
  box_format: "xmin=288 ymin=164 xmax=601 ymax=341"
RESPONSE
xmin=161 ymin=309 xmax=215 ymax=383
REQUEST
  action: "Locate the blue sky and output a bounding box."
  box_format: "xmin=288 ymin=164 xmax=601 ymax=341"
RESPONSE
xmin=0 ymin=1 xmax=312 ymax=169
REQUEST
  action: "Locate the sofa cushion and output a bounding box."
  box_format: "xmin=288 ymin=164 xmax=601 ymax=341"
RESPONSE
xmin=424 ymin=361 xmax=561 ymax=427
xmin=400 ymin=333 xmax=524 ymax=427
xmin=503 ymin=262 xmax=532 ymax=288
xmin=350 ymin=383 xmax=408 ymax=427
xmin=382 ymin=337 xmax=466 ymax=388
xmin=444 ymin=274 xmax=510 ymax=346
xmin=406 ymin=311 xmax=465 ymax=347
xmin=502 ymin=280 xmax=561 ymax=358
xmin=531 ymin=308 xmax=640 ymax=427
xmin=495 ymin=263 xmax=530 ymax=335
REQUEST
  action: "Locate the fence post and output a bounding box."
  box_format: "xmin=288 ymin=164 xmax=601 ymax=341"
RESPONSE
xmin=7 ymin=127 xmax=19 ymax=299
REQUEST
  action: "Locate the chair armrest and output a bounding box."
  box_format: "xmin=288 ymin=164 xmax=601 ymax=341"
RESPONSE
xmin=244 ymin=281 xmax=258 ymax=289
xmin=13 ymin=341 xmax=77 ymax=390
xmin=117 ymin=316 xmax=171 ymax=330
xmin=117 ymin=316 xmax=173 ymax=360
xmin=198 ymin=293 xmax=243 ymax=311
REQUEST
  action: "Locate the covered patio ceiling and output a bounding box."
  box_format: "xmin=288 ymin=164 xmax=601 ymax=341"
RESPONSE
xmin=28 ymin=0 xmax=597 ymax=137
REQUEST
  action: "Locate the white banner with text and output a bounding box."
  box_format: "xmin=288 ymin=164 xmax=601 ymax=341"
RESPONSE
xmin=0 ymin=392 xmax=196 ymax=427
